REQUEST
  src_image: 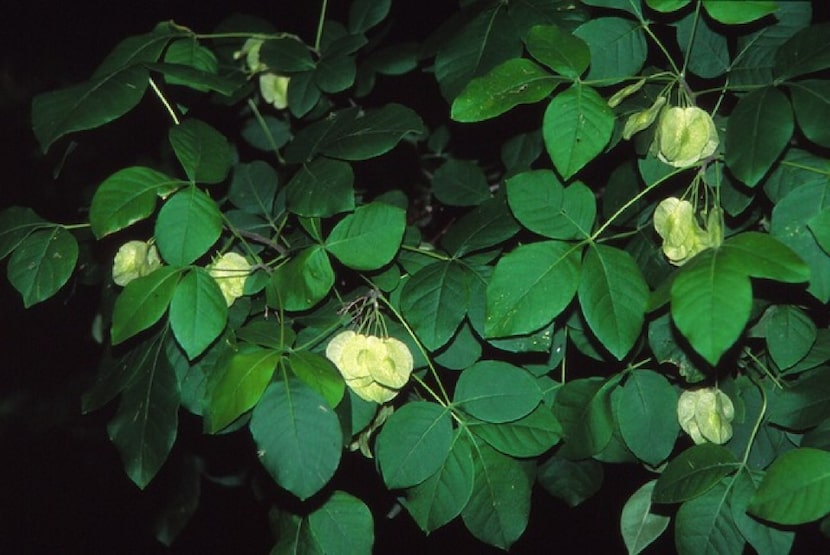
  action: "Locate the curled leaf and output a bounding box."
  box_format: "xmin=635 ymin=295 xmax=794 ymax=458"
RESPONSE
xmin=622 ymin=95 xmax=666 ymax=140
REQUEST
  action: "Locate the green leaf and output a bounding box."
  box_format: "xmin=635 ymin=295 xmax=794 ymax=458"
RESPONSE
xmin=573 ymin=17 xmax=647 ymax=84
xmin=431 ymin=158 xmax=491 ymax=207
xmin=507 ymin=0 xmax=590 ymax=36
xmin=400 ymin=260 xmax=473 ymax=352
xmin=325 ymin=202 xmax=406 ymax=270
xmin=461 ymin=442 xmax=531 ymax=550
xmin=434 ymin=321 xmax=482 ymax=370
xmin=674 ymin=482 xmax=745 ymax=555
xmin=348 ymin=0 xmax=390 ymax=33
xmin=93 ymin=22 xmax=181 ymax=78
xmin=154 ymin=186 xmax=222 ymax=266
xmin=107 ymin=337 xmax=180 ymax=489
xmin=767 ymin=369 xmax=830 ymax=430
xmin=307 ymin=491 xmax=374 ymax=555
xmin=765 ymin=305 xmax=817 ymax=370
xmin=809 ymin=208 xmax=830 ymax=254
xmin=620 ymin=480 xmax=671 ymax=555
xmin=440 ymin=196 xmax=520 ymax=257
xmin=7 ymin=227 xmax=78 ymax=308
xmin=653 ymin=444 xmax=739 ymax=504
xmin=526 ymin=24 xmax=590 ymax=78
xmin=403 ymin=431 xmax=475 ymax=533
xmin=537 ymin=454 xmax=603 ymax=507
xmin=111 ymin=267 xmax=181 ymax=345
xmin=675 ymin=12 xmax=729 ymax=79
xmin=749 ymin=448 xmax=830 ymax=524
xmin=228 ymin=161 xmax=278 ymax=216
xmin=553 ymin=377 xmax=614 ymax=459
xmin=288 ymin=351 xmax=344 ymax=408
xmin=287 ymin=70 xmax=321 ymax=118
xmin=506 ymin=170 xmax=596 ymax=240
xmin=314 ymin=53 xmax=357 ymax=94
xmin=163 ymin=38 xmax=218 ymax=79
xmin=731 ymin=470 xmax=795 ymax=555
xmin=168 ymin=119 xmax=233 ymax=185
xmin=725 ymin=86 xmax=793 ymax=187
xmin=702 ymin=0 xmax=777 ymax=24
xmin=0 ymin=206 xmax=47 ymax=260
xmin=578 ymin=245 xmax=648 ymax=360
xmin=454 ymin=361 xmax=541 ymax=423
xmin=83 ymin=334 xmax=158 ymax=413
xmin=250 ymin=379 xmax=342 ymax=501
xmin=259 ymin=38 xmax=316 ymax=72
xmin=543 ymin=84 xmax=614 ymax=179
xmin=645 ymin=0 xmax=690 ymax=12
xmin=789 ymin=80 xmax=830 ymax=148
xmin=375 ymin=401 xmax=453 ymax=489
xmin=763 ymin=148 xmax=829 ymax=204
xmin=720 ymin=231 xmax=810 ymax=283
xmin=169 ymin=268 xmax=227 ymax=360
xmin=616 ymin=370 xmax=679 ymax=466
xmin=774 ymin=22 xmax=830 ymax=80
xmin=267 ymin=246 xmax=334 ymax=311
xmin=485 ymin=241 xmax=581 ymax=338
xmin=32 ymin=65 xmax=149 ymax=153
xmin=285 ymin=158 xmax=355 ymax=218
xmin=469 ymin=405 xmax=561 ymax=457
xmin=451 ymin=58 xmax=561 ymax=122
xmin=670 ymin=248 xmax=752 ymax=366
xmin=90 ymin=167 xmax=185 ymax=238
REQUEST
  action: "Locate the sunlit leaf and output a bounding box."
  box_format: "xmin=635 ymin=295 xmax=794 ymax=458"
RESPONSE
xmin=267 ymin=246 xmax=334 ymax=311
xmin=168 ymin=119 xmax=233 ymax=185
xmin=169 ymin=268 xmax=227 ymax=360
xmin=526 ymin=24 xmax=590 ymax=78
xmin=749 ymin=448 xmax=830 ymax=525
xmin=325 ymin=202 xmax=406 ymax=270
xmin=573 ymin=17 xmax=646 ymax=84
xmin=111 ymin=267 xmax=181 ymax=345
xmin=702 ymin=0 xmax=777 ymax=25
xmin=7 ymin=227 xmax=78 ymax=308
xmin=154 ymin=186 xmax=223 ymax=266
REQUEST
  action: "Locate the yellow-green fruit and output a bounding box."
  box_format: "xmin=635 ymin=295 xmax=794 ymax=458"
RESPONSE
xmin=259 ymin=73 xmax=290 ymax=110
xmin=677 ymin=387 xmax=735 ymax=445
xmin=207 ymin=252 xmax=251 ymax=306
xmin=112 ymin=240 xmax=162 ymax=286
xmin=653 ymin=197 xmax=710 ymax=266
xmin=656 ymin=106 xmax=719 ymax=167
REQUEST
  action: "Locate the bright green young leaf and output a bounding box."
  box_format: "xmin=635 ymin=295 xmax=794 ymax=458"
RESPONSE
xmin=168 ymin=119 xmax=233 ymax=185
xmin=645 ymin=0 xmax=690 ymax=12
xmin=749 ymin=448 xmax=830 ymax=525
xmin=809 ymin=208 xmax=830 ymax=254
xmin=7 ymin=227 xmax=78 ymax=308
xmin=485 ymin=240 xmax=581 ymax=338
xmin=288 ymin=351 xmax=344 ymax=408
xmin=111 ymin=267 xmax=181 ymax=345
xmin=537 ymin=454 xmax=603 ymax=507
xmin=652 ymin=444 xmax=739 ymax=504
xmin=765 ymin=305 xmax=817 ymax=370
xmin=440 ymin=196 xmax=520 ymax=257
xmin=578 ymin=245 xmax=648 ymax=360
xmin=90 ymin=166 xmax=186 ymax=238
xmin=468 ymin=405 xmax=561 ymax=457
xmin=307 ymin=491 xmax=374 ymax=555
xmin=620 ymin=480 xmax=671 ymax=555
xmin=325 ymin=202 xmax=405 ymax=270
xmin=154 ymin=186 xmax=223 ymax=266
xmin=731 ymin=470 xmax=796 ymax=555
xmin=461 ymin=442 xmax=531 ymax=550
xmin=675 ymin=12 xmax=730 ymax=79
xmin=670 ymin=248 xmax=752 ymax=366
xmin=674 ymin=482 xmax=745 ymax=555
xmin=32 ymin=65 xmax=149 ymax=153
xmin=0 ymin=206 xmax=47 ymax=260
xmin=107 ymin=341 xmax=180 ymax=489
xmin=348 ymin=0 xmax=390 ymax=33
xmin=702 ymin=1 xmax=777 ymax=25
xmin=250 ymin=379 xmax=342 ymax=501
xmin=431 ymin=158 xmax=491 ymax=207
xmin=573 ymin=17 xmax=647 ymax=84
xmin=506 ymin=170 xmax=595 ymax=240
xmin=451 ymin=58 xmax=561 ymax=122
xmin=453 ymin=361 xmax=540 ymax=424
xmin=267 ymin=246 xmax=334 ymax=311
xmin=725 ymin=86 xmax=793 ymax=188
xmin=403 ymin=431 xmax=475 ymax=533
xmin=285 ymin=158 xmax=355 ymax=218
xmin=228 ymin=161 xmax=278 ymax=216
xmin=616 ymin=370 xmax=679 ymax=466
xmin=526 ymin=24 xmax=590 ymax=78
xmin=400 ymin=260 xmax=472 ymax=351
xmin=774 ymin=22 xmax=830 ymax=80
xmin=789 ymin=80 xmax=830 ymax=148
xmin=543 ymin=84 xmax=614 ymax=179
xmin=169 ymin=268 xmax=227 ymax=360
xmin=553 ymin=377 xmax=614 ymax=460
xmin=375 ymin=401 xmax=453 ymax=489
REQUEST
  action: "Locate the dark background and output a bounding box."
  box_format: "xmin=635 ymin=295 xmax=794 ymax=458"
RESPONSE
xmin=1 ymin=1 xmax=827 ymax=553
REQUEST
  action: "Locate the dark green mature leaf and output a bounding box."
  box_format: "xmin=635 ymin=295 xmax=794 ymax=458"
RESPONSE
xmin=620 ymin=480 xmax=671 ymax=555
xmin=250 ymin=379 xmax=342 ymax=501
xmin=154 ymin=187 xmax=223 ymax=266
xmin=507 ymin=0 xmax=589 ymax=36
xmin=169 ymin=268 xmax=227 ymax=360
xmin=720 ymin=232 xmax=810 ymax=283
xmin=431 ymin=159 xmax=491 ymax=207
xmin=767 ymin=369 xmax=830 ymax=430
xmin=774 ymin=22 xmax=830 ymax=80
xmin=452 ymin=58 xmax=560 ymax=122
xmin=90 ymin=167 xmax=186 ymax=238
xmin=111 ymin=267 xmax=181 ymax=345
xmin=676 ymin=12 xmax=729 ymax=79
xmin=267 ymin=246 xmax=334 ymax=311
xmin=288 ymin=351 xmax=344 ymax=408
xmin=461 ymin=442 xmax=532 ymax=550
xmin=454 ymin=361 xmax=542 ymax=423
xmin=764 ymin=305 xmax=816 ymax=370
xmin=287 ymin=70 xmax=321 ymax=118
xmin=616 ymin=370 xmax=678 ymax=466
xmin=725 ymin=87 xmax=793 ymax=187
xmin=809 ymin=208 xmax=830 ymax=255
xmin=537 ymin=454 xmax=603 ymax=507
xmin=403 ymin=430 xmax=475 ymax=533
xmin=348 ymin=0 xmax=390 ymax=33
xmin=271 ymin=512 xmax=322 ymax=555
xmin=376 ymin=401 xmax=453 ymax=489
xmin=469 ymin=405 xmax=561 ymax=457
xmin=702 ymin=0 xmax=777 ymax=25
xmin=674 ymin=482 xmax=745 ymax=555
xmin=307 ymin=491 xmax=374 ymax=555
xmin=749 ymin=448 xmax=830 ymax=524
xmin=32 ymin=65 xmax=149 ymax=153
xmin=731 ymin=470 xmax=796 ymax=555
xmin=314 ymin=53 xmax=357 ymax=94
xmin=7 ymin=227 xmax=78 ymax=308
xmin=325 ymin=202 xmax=406 ymax=270
xmin=440 ymin=196 xmax=520 ymax=257
xmin=149 ymin=63 xmax=241 ymax=96
xmin=506 ymin=170 xmax=595 ymax=240
xmin=107 ymin=337 xmax=180 ymax=489
xmin=543 ymin=84 xmax=614 ymax=179
xmin=762 ymin=148 xmax=829 ymax=203
xmin=168 ymin=119 xmax=233 ymax=185
xmin=228 ymin=161 xmax=278 ymax=216
xmin=285 ymin=158 xmax=355 ymax=218
xmin=485 ymin=240 xmax=581 ymax=338
xmin=162 ymin=38 xmax=218 ymax=85
xmin=0 ymin=207 xmax=47 ymax=260
xmin=93 ymin=22 xmax=182 ymax=79
xmin=573 ymin=17 xmax=647 ymax=84
xmin=526 ymin=24 xmax=590 ymax=78
xmin=400 ymin=260 xmax=473 ymax=351
xmin=653 ymin=444 xmax=739 ymax=504
xmin=789 ymin=80 xmax=830 ymax=148
xmin=578 ymin=245 xmax=648 ymax=360
xmin=580 ymin=0 xmax=644 ymax=17
xmin=260 ymin=38 xmax=315 ymax=72
xmin=645 ymin=0 xmax=690 ymax=13
xmin=553 ymin=377 xmax=614 ymax=459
